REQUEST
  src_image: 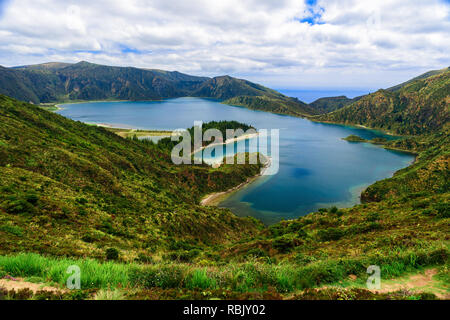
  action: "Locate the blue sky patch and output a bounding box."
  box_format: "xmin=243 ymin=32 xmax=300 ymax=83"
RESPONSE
xmin=297 ymin=0 xmax=325 ymax=25
xmin=119 ymin=44 xmax=151 ymax=55
xmin=0 ymin=0 xmax=10 ymax=17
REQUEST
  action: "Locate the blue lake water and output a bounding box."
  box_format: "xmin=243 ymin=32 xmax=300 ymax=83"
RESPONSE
xmin=58 ymin=98 xmax=414 ymax=225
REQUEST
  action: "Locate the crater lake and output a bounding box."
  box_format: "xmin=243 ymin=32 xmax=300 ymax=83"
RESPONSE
xmin=57 ymin=97 xmax=414 ymax=225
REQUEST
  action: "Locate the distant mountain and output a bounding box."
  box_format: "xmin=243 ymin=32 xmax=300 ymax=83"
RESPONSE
xmin=0 ymin=61 xmax=315 ymax=116
xmin=191 ymin=75 xmax=318 ymax=116
xmin=224 ymin=95 xmax=317 ymax=117
xmin=12 ymin=62 xmax=72 ymax=71
xmin=309 ymin=95 xmax=363 ymax=114
xmin=314 ymin=68 xmax=450 ymax=135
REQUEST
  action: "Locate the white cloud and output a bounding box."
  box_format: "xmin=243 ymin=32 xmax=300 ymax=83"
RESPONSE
xmin=0 ymin=0 xmax=448 ymax=89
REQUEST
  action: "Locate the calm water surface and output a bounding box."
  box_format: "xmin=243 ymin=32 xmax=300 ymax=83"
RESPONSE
xmin=58 ymin=98 xmax=414 ymax=224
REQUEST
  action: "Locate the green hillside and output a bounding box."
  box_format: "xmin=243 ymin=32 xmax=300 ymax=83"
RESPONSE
xmin=309 ymin=95 xmax=362 ymax=114
xmin=0 ymin=94 xmax=263 ymax=259
xmin=387 ymin=67 xmax=450 ymax=92
xmin=224 ymin=95 xmax=318 ymax=116
xmin=314 ymin=70 xmax=450 ymax=134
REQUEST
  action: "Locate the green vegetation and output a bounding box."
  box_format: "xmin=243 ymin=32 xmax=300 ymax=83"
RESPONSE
xmin=0 ymin=251 xmax=446 ymax=299
xmin=387 ymin=67 xmax=450 ymax=92
xmin=155 ymin=120 xmax=256 ymax=154
xmin=342 ymin=135 xmax=389 ymax=146
xmin=309 ymin=95 xmax=362 ymax=114
xmin=0 ymin=66 xmax=449 ymax=300
xmin=315 ymin=69 xmax=450 ymax=135
xmin=0 ymin=94 xmax=263 ymax=260
xmin=224 ymin=95 xmax=317 ymax=117
xmin=342 ymin=135 xmax=367 ymax=142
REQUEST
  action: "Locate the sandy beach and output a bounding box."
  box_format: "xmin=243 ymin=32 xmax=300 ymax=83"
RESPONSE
xmin=200 ymin=155 xmax=271 ymax=206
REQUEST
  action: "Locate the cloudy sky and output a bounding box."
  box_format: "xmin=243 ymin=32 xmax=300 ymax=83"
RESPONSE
xmin=0 ymin=0 xmax=449 ymax=90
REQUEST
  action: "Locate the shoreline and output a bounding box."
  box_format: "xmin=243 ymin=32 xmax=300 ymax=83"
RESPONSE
xmin=54 ymin=96 xmax=218 ymax=109
xmin=309 ymin=118 xmax=414 ymax=139
xmin=54 ymin=99 xmax=419 ymax=210
xmin=200 ymin=155 xmax=271 ymax=206
xmin=56 ymin=98 xmax=404 ymax=141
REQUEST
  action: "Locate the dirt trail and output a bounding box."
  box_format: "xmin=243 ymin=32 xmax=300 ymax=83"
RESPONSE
xmin=372 ymin=268 xmax=449 ymax=299
xmin=0 ymin=277 xmax=65 ymax=293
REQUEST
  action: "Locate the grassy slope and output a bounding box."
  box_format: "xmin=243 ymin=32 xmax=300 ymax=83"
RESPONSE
xmin=224 ymin=95 xmax=318 ymax=117
xmin=314 ymin=70 xmax=450 ymax=135
xmin=0 ymin=94 xmax=263 ymax=260
xmin=309 ymin=95 xmax=361 ymax=114
xmin=387 ymin=67 xmax=449 ymax=92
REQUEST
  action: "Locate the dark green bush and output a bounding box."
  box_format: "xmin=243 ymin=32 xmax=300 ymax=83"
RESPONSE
xmin=3 ymin=198 xmax=35 ymax=215
xmin=272 ymin=236 xmax=294 ymax=253
xmin=246 ymin=248 xmax=268 ymax=258
xmin=317 ymin=227 xmax=344 ymax=241
xmin=434 ymin=203 xmax=450 ymax=218
xmin=105 ymin=247 xmax=119 ymax=260
xmin=365 ymin=212 xmax=380 ymax=222
xmin=136 ymin=253 xmax=154 ymax=264
xmin=346 ymin=222 xmax=382 ymax=235
xmin=25 ymin=193 xmax=39 ymax=204
xmin=293 ymin=253 xmax=315 ymax=266
xmin=166 ymin=249 xmax=200 ymax=262
xmin=0 ymin=224 xmax=23 ymax=236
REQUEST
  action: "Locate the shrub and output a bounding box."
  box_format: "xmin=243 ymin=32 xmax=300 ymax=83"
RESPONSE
xmin=166 ymin=249 xmax=200 ymax=262
xmin=2 ymin=198 xmax=35 ymax=215
xmin=365 ymin=212 xmax=380 ymax=222
xmin=246 ymin=248 xmax=268 ymax=258
xmin=297 ymin=228 xmax=308 ymax=238
xmin=25 ymin=193 xmax=39 ymax=204
xmin=293 ymin=253 xmax=315 ymax=266
xmin=272 ymin=236 xmax=294 ymax=253
xmin=76 ymin=197 xmax=88 ymax=205
xmin=105 ymin=248 xmax=119 ymax=261
xmin=186 ymin=269 xmax=217 ymax=290
xmin=136 ymin=253 xmax=154 ymax=264
xmin=411 ymin=200 xmax=429 ymax=209
xmin=434 ymin=203 xmax=450 ymax=219
xmin=329 ymin=206 xmax=338 ymax=214
xmin=317 ymin=228 xmax=344 ymax=241
xmin=346 ymin=222 xmax=382 ymax=235
xmin=0 ymin=224 xmax=23 ymax=237
xmin=129 ymin=265 xmax=185 ymax=289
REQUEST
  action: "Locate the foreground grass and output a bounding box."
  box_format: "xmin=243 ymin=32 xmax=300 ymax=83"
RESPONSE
xmin=0 ymin=248 xmax=447 ymax=294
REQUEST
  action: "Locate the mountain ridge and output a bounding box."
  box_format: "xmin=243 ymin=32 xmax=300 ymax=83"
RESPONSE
xmin=0 ymin=61 xmax=316 ymax=116
xmin=314 ymin=69 xmax=450 ymax=135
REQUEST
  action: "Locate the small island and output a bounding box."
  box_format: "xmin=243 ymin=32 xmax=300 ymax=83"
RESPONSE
xmin=342 ymin=134 xmax=368 ymax=142
xmin=343 ymin=134 xmax=388 ymax=145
